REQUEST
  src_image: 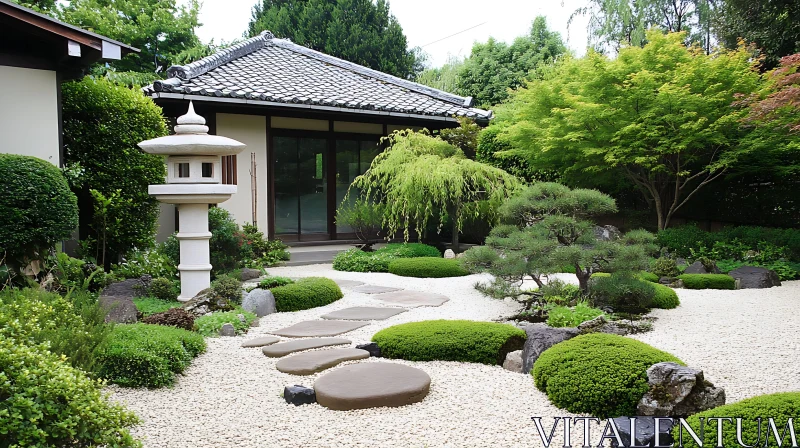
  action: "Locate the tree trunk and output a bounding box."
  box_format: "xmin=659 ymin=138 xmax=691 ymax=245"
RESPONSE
xmin=451 ymin=216 xmax=459 ymax=254
xmin=576 ymin=265 xmax=590 ymax=293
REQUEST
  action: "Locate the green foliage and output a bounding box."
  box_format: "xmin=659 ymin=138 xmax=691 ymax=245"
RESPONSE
xmin=415 ymin=55 xmax=463 ymax=94
xmin=48 ymin=252 xmax=110 ymax=293
xmin=540 ymin=280 xmax=582 ymax=303
xmin=651 ymin=256 xmax=681 ymax=278
xmin=457 ymin=16 xmax=567 ymax=107
xmin=675 ymin=392 xmax=800 ymax=448
xmin=258 ymin=276 xmax=294 ymax=289
xmin=0 ymin=288 xmax=112 ymax=375
xmin=652 ymin=283 xmax=680 ymax=309
xmin=546 ymin=302 xmax=605 ymax=328
xmin=476 ymin=126 xmax=552 ymax=183
xmin=717 ymin=1 xmax=800 ymax=69
xmin=333 ymin=243 xmax=441 ymax=272
xmin=149 ymin=277 xmax=178 ymax=301
xmin=334 ymin=199 xmax=385 ymax=242
xmin=387 ymin=257 xmax=469 ymax=278
xmin=438 ymin=117 xmax=481 ymax=159
xmin=271 ymin=277 xmax=343 ymax=312
xmin=532 ymin=333 xmax=683 ymax=418
xmin=590 ymin=273 xmax=656 ymax=312
xmin=98 ymin=323 xmax=205 ymax=388
xmin=210 ymin=274 xmax=243 ymax=308
xmin=657 ymin=225 xmax=800 ymax=261
xmin=372 ymin=320 xmax=526 ymax=365
xmin=0 ymin=336 xmax=140 ymax=447
xmin=194 ymin=308 xmax=256 ymax=337
xmin=247 ymin=0 xmax=423 ymax=79
xmin=638 ymin=271 xmax=660 ymax=283
xmin=62 ymin=77 xmax=167 ymax=264
xmin=241 ymin=223 xmax=290 ymax=268
xmin=208 ymin=208 xmax=247 ymax=274
xmin=0 ymin=154 xmax=78 ymax=270
xmin=132 ymin=297 xmax=180 ymax=317
xmin=112 ymin=248 xmax=178 ymax=279
xmin=678 ymin=274 xmax=736 ymax=290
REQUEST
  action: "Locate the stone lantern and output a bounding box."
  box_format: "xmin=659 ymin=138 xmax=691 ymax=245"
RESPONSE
xmin=139 ymin=102 xmax=246 ymax=301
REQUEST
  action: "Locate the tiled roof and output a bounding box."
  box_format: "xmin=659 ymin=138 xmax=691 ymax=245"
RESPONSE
xmin=145 ymin=31 xmax=492 ymax=122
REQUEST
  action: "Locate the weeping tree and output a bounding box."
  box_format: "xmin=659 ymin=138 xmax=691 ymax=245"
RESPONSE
xmin=462 ymin=182 xmax=656 ymax=294
xmin=345 ymin=130 xmax=521 ymax=252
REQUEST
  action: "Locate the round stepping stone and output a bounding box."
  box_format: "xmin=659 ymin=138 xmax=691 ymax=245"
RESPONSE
xmin=241 ymin=336 xmax=280 ymax=348
xmin=315 ymin=362 xmax=431 ymax=411
xmin=374 ymin=290 xmax=449 ymax=308
xmin=262 ymin=338 xmax=351 ymax=358
xmin=352 ymin=284 xmax=402 ymax=294
xmin=320 ymin=306 xmax=406 ymax=321
xmin=334 ymin=279 xmax=365 ymax=288
xmin=276 ymin=348 xmax=369 ymax=375
xmin=269 ymin=320 xmax=369 ymax=338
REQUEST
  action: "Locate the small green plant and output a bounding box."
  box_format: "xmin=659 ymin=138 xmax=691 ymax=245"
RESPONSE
xmin=546 ymin=302 xmax=605 ymax=328
xmin=589 ymin=273 xmax=655 ymax=313
xmin=678 ymin=274 xmax=736 ymax=290
xmin=540 ymin=280 xmax=581 ymax=303
xmin=271 ymin=277 xmax=343 ymax=312
xmin=112 ymin=248 xmax=177 ymax=279
xmin=210 ymin=274 xmax=243 ymax=307
xmin=335 ymin=198 xmax=385 ymax=242
xmin=149 ymin=277 xmax=178 ymax=301
xmin=387 ymin=257 xmax=469 ymax=278
xmin=651 ymin=256 xmax=681 ymax=278
xmin=242 ymin=223 xmax=290 ymax=268
xmin=258 ymin=276 xmax=295 ymax=289
xmin=48 ymin=252 xmax=109 ymax=292
xmin=133 ymin=297 xmax=181 ymax=317
xmin=372 ymin=320 xmax=526 ymax=365
xmin=194 ymin=308 xmax=257 ymax=337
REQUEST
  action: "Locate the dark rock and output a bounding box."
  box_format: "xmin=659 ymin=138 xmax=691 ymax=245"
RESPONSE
xmin=611 ymin=416 xmax=675 ymax=447
xmin=182 ymin=288 xmax=232 ymax=315
xmin=577 ymin=315 xmax=607 ymax=333
xmin=521 ymin=324 xmax=579 ymax=373
xmin=502 ymin=350 xmax=523 ymax=373
xmin=578 ymin=315 xmax=651 ymax=336
xmin=102 ymin=278 xmax=143 ymax=300
xmin=355 ymin=342 xmax=381 ymax=357
xmin=240 ymin=268 xmax=262 ymax=281
xmin=219 ymin=323 xmax=236 ymax=336
xmin=99 ymin=296 xmax=138 ymax=323
xmin=241 ymin=289 xmax=276 ymax=317
xmin=594 ymin=225 xmax=622 ymax=241
xmin=683 ymin=260 xmax=721 ymax=274
xmin=728 ymin=266 xmax=781 ymax=289
xmin=659 ymin=276 xmax=676 ymax=285
xmin=284 ymin=385 xmax=316 ymax=406
xmin=637 ymin=362 xmax=725 ymax=418
xmin=141 ymin=308 xmax=195 ymax=330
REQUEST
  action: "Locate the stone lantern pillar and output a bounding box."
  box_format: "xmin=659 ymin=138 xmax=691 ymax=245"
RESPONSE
xmin=139 ymin=102 xmax=246 ymax=301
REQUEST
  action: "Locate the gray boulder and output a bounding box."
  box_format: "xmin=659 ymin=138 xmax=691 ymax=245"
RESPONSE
xmin=99 ymin=296 xmax=138 ymax=323
xmin=443 ymin=249 xmax=456 ymax=259
xmin=728 ymin=266 xmax=781 ymax=289
xmin=611 ymin=416 xmax=675 ymax=447
xmin=182 ymin=288 xmax=232 ymax=316
xmin=241 ymin=288 xmax=276 ymax=317
xmin=219 ymin=323 xmax=236 ymax=336
xmin=284 ymin=385 xmax=316 ymax=406
xmin=594 ymin=225 xmax=621 ymax=241
xmin=577 ymin=315 xmax=651 ymax=336
xmin=683 ymin=260 xmax=721 ymax=274
xmin=521 ymin=324 xmax=579 ymax=373
xmin=102 ymin=278 xmax=143 ymax=299
xmin=502 ymin=350 xmax=523 ymax=373
xmin=637 ymin=362 xmax=725 ymax=418
xmin=240 ymin=268 xmax=262 ymax=281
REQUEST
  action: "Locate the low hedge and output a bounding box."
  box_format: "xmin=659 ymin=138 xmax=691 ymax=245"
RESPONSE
xmin=98 ymin=323 xmax=206 ymax=388
xmin=388 ymin=257 xmax=469 ymax=278
xmin=194 ymin=308 xmax=257 ymax=336
xmin=652 ymin=283 xmax=680 ymax=309
xmin=674 ymin=392 xmax=800 ymax=447
xmin=332 ymin=243 xmax=441 ymax=272
xmin=532 ymin=333 xmax=683 ymax=418
xmin=0 ymin=337 xmax=139 ymax=447
xmin=678 ymin=273 xmax=736 ymax=290
xmin=271 ymin=277 xmax=343 ymax=312
xmin=372 ymin=320 xmax=526 ymax=365
xmin=639 ymin=271 xmax=660 ymax=283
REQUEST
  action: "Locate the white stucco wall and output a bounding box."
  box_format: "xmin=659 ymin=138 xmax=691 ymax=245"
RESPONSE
xmin=216 ymin=113 xmax=269 ymax=234
xmin=0 ymin=65 xmax=60 ymax=165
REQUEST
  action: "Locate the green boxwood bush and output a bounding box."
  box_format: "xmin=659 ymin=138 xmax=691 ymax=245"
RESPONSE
xmin=332 ymin=243 xmax=441 ymax=272
xmin=533 ymin=333 xmax=683 ymax=418
xmin=546 ymin=302 xmax=605 ymax=328
xmin=652 ymin=283 xmax=680 ymax=309
xmin=674 ymin=392 xmax=800 ymax=447
xmin=271 ymin=277 xmax=343 ymax=312
xmin=388 ymin=257 xmax=470 ymax=278
xmin=678 ymin=273 xmax=736 ymax=290
xmin=98 ymin=323 xmax=206 ymax=388
xmin=258 ymin=276 xmax=294 ymax=289
xmin=194 ymin=308 xmax=257 ymax=336
xmin=639 ymin=271 xmax=660 ymax=283
xmin=0 ymin=154 xmax=78 ymax=269
xmin=0 ymin=337 xmax=139 ymax=447
xmin=372 ymin=320 xmax=526 ymax=365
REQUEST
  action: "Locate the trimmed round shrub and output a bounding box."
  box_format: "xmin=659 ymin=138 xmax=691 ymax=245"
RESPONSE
xmin=258 ymin=276 xmax=294 ymax=289
xmin=532 ymin=333 xmax=683 ymax=418
xmin=98 ymin=323 xmax=206 ymax=388
xmin=271 ymin=277 xmax=343 ymax=312
xmin=639 ymin=271 xmax=660 ymax=283
xmin=372 ymin=320 xmax=526 ymax=365
xmin=652 ymin=283 xmax=680 ymax=309
xmin=388 ymin=257 xmax=469 ymax=278
xmin=149 ymin=276 xmax=178 ymax=301
xmin=0 ymin=337 xmax=139 ymax=447
xmin=141 ymin=307 xmax=195 ymax=331
xmin=590 ymin=273 xmax=656 ymax=312
xmin=674 ymin=392 xmax=800 ymax=448
xmin=0 ymin=154 xmax=78 ymax=267
xmin=210 ymin=274 xmax=243 ymax=309
xmin=678 ymin=273 xmax=736 ymax=290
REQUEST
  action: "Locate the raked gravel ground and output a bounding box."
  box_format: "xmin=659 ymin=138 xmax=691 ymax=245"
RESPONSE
xmin=108 ymin=266 xmax=800 ymax=448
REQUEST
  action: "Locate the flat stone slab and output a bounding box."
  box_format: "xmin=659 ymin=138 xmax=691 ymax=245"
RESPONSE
xmin=334 ymin=279 xmax=365 ymax=288
xmin=241 ymin=336 xmax=280 ymax=348
xmin=269 ymin=320 xmax=368 ymax=338
xmin=352 ymin=285 xmax=402 ymax=294
xmin=276 ymin=348 xmax=370 ymax=375
xmin=315 ymin=362 xmax=431 ymax=411
xmin=320 ymin=307 xmax=407 ymax=321
xmin=374 ymin=290 xmax=449 ymax=308
xmin=262 ymin=338 xmax=351 ymax=358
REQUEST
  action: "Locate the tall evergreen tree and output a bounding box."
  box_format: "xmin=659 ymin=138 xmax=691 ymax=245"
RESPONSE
xmin=716 ymin=0 xmax=800 ymax=69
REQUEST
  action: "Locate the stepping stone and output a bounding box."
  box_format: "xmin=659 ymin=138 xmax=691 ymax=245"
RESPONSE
xmin=315 ymin=362 xmax=431 ymax=411
xmin=276 ymin=348 xmax=370 ymax=375
xmin=352 ymin=284 xmax=402 ymax=294
xmin=320 ymin=307 xmax=407 ymax=321
xmin=334 ymin=279 xmax=365 ymax=288
xmin=268 ymin=320 xmax=368 ymax=338
xmin=262 ymin=338 xmax=351 ymax=358
xmin=374 ymin=290 xmax=449 ymax=308
xmin=241 ymin=336 xmax=280 ymax=348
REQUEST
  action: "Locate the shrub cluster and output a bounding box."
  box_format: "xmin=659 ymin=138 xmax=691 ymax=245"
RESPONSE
xmin=651 ymin=283 xmax=681 ymax=309
xmin=271 ymin=277 xmax=343 ymax=312
xmin=258 ymin=276 xmax=294 ymax=289
xmin=387 ymin=257 xmax=469 ymax=278
xmin=657 ymin=225 xmax=800 ymax=261
xmin=332 ymin=243 xmax=441 ymax=272
xmin=372 ymin=320 xmax=526 ymax=365
xmin=241 ymin=223 xmax=290 ymax=268
xmin=678 ymin=273 xmax=736 ymax=290
xmin=589 ymin=273 xmax=655 ymax=312
xmin=148 ymin=277 xmax=178 ymax=301
xmin=48 ymin=252 xmax=110 ymax=293
xmin=111 ymin=248 xmax=177 ymax=280
xmin=546 ymin=302 xmax=605 ymax=328
xmin=133 ymin=297 xmax=181 ymax=317
xmin=194 ymin=308 xmax=257 ymax=337
xmin=210 ymin=274 xmax=243 ymax=307
xmin=98 ymin=323 xmax=206 ymax=388
xmin=638 ymin=271 xmax=661 ymax=283
xmin=141 ymin=307 xmax=196 ymax=331
xmin=533 ymin=333 xmax=683 ymax=418
xmin=651 ymin=256 xmax=682 ymax=278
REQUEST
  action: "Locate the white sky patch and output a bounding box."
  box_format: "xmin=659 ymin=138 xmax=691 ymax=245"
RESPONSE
xmin=196 ymin=0 xmax=592 ymax=68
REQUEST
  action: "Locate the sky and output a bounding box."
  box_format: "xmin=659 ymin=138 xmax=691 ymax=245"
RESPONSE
xmin=196 ymin=0 xmax=592 ymax=68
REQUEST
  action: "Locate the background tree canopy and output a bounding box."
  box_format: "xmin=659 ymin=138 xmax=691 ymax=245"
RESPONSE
xmin=247 ymin=0 xmax=423 ymax=79
xmin=716 ymin=0 xmax=800 ymax=69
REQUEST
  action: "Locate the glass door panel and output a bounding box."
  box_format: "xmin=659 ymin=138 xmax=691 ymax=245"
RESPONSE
xmin=335 ymin=140 xmax=359 ymax=233
xmin=274 ymin=136 xmax=298 ymax=235
xmin=299 ymin=138 xmax=328 ymax=234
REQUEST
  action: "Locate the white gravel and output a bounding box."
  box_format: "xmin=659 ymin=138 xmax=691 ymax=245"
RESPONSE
xmin=108 ymin=266 xmax=800 ymax=448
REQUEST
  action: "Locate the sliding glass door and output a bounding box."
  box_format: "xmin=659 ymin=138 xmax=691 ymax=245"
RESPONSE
xmin=334 ymin=139 xmax=380 ymax=234
xmin=274 ymin=136 xmax=328 ymax=237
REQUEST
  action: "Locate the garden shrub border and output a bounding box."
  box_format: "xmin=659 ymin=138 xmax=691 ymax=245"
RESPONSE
xmin=678 ymin=273 xmax=736 ymax=290
xmin=388 ymin=257 xmax=469 ymax=278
